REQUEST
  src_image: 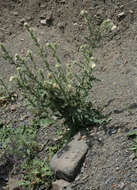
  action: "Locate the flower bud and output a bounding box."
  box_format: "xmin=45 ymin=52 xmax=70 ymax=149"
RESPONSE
xmin=15 ymin=53 xmax=20 ymax=61
xmin=80 ymin=10 xmax=88 ymax=16
xmin=24 ymin=22 xmax=29 ymax=27
xmin=90 ymin=62 xmax=96 ymax=69
xmin=47 ymin=72 xmax=52 ymax=79
xmin=9 ymin=75 xmax=16 ymax=82
xmin=52 ymin=83 xmax=58 ymax=89
xmin=55 ymin=64 xmax=61 ymax=68
xmin=26 ymin=50 xmax=32 ymax=57
xmin=46 ymin=42 xmax=50 ymax=48
xmin=111 ymin=25 xmax=117 ymax=31
xmin=67 ymin=84 xmax=72 ymax=91
xmin=17 ymin=67 xmax=21 ymax=70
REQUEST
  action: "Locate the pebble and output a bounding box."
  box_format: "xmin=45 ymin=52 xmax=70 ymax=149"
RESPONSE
xmin=118 ymin=182 xmax=125 ymax=189
xmin=129 ymin=10 xmax=134 ymax=14
xmin=40 ymin=19 xmax=47 ymax=25
xmin=118 ymin=12 xmax=125 ymax=17
xmin=12 ymin=11 xmax=18 ymax=16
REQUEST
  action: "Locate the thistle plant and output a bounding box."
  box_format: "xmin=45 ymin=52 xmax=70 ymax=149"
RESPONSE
xmin=80 ymin=10 xmax=102 ymax=49
xmin=0 ymin=76 xmax=17 ymax=107
xmin=80 ymin=10 xmax=117 ymax=50
xmin=0 ymin=21 xmax=103 ymax=131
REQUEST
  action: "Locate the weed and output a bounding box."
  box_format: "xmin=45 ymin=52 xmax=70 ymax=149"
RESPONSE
xmin=127 ymin=130 xmax=137 ymax=157
xmin=19 ymin=158 xmax=54 ymax=190
xmin=0 ymin=22 xmax=103 ymax=131
xmin=0 ymin=122 xmax=54 ymax=189
xmin=0 ymin=76 xmax=17 ymax=107
xmin=80 ymin=10 xmax=117 ymax=50
xmin=0 ymin=10 xmax=111 ymax=189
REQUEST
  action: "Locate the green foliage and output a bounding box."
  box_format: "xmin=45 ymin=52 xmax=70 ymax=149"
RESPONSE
xmin=0 ymin=76 xmax=17 ymax=107
xmin=19 ymin=158 xmax=54 ymax=190
xmin=0 ymin=10 xmax=109 ymax=189
xmin=128 ymin=130 xmax=137 ymax=157
xmin=80 ymin=10 xmax=101 ymax=49
xmin=0 ymin=123 xmax=54 ymax=189
xmin=0 ymin=124 xmax=38 ymax=161
xmin=80 ymin=10 xmax=117 ymax=50
xmin=0 ymin=22 xmax=104 ymax=130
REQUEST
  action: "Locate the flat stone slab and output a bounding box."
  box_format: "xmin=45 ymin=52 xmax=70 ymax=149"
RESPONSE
xmin=50 ymin=133 xmax=88 ymax=182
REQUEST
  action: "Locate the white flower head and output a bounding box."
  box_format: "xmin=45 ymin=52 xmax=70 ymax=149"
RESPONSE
xmin=67 ymin=84 xmax=73 ymax=91
xmin=111 ymin=25 xmax=117 ymax=31
xmin=15 ymin=53 xmax=20 ymax=61
xmin=17 ymin=67 xmax=21 ymax=71
xmin=55 ymin=64 xmax=61 ymax=68
xmin=24 ymin=22 xmax=29 ymax=27
xmin=26 ymin=50 xmax=32 ymax=57
xmin=90 ymin=56 xmax=95 ymax=61
xmin=9 ymin=75 xmax=16 ymax=82
xmin=47 ymin=72 xmax=52 ymax=79
xmin=80 ymin=10 xmax=88 ymax=16
xmin=90 ymin=62 xmax=96 ymax=69
xmin=46 ymin=42 xmax=50 ymax=48
xmin=52 ymin=83 xmax=58 ymax=89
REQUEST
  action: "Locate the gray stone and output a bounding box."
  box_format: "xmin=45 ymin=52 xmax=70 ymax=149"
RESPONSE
xmin=52 ymin=179 xmax=71 ymax=190
xmin=118 ymin=12 xmax=125 ymax=17
xmin=40 ymin=19 xmax=47 ymax=25
xmin=50 ymin=133 xmax=88 ymax=181
xmin=40 ymin=11 xmax=53 ymax=26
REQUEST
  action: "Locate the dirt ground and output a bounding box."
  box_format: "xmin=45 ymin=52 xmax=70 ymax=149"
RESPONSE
xmin=1 ymin=0 xmax=137 ymax=189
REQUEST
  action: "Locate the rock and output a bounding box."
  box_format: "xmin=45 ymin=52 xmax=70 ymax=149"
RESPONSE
xmin=12 ymin=12 xmax=18 ymax=16
xmin=52 ymin=179 xmax=71 ymax=190
xmin=40 ymin=11 xmax=53 ymax=26
xmin=40 ymin=19 xmax=47 ymax=25
xmin=50 ymin=133 xmax=88 ymax=182
xmin=40 ymin=4 xmax=46 ymax=8
xmin=26 ymin=16 xmax=32 ymax=21
xmin=117 ymin=12 xmax=125 ymax=21
xmin=129 ymin=10 xmax=134 ymax=14
xmin=118 ymin=12 xmax=125 ymax=17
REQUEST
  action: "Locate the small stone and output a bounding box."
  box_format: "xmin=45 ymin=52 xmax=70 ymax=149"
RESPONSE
xmin=52 ymin=179 xmax=71 ymax=190
xmin=116 ymin=167 xmax=119 ymax=171
xmin=26 ymin=16 xmax=32 ymax=21
xmin=40 ymin=4 xmax=46 ymax=8
xmin=10 ymin=105 xmax=16 ymax=112
xmin=12 ymin=11 xmax=18 ymax=16
xmin=40 ymin=19 xmax=47 ymax=25
xmin=40 ymin=11 xmax=53 ymax=26
xmin=50 ymin=133 xmax=88 ymax=181
xmin=118 ymin=182 xmax=125 ymax=189
xmin=60 ymin=0 xmax=66 ymax=3
xmin=129 ymin=10 xmax=134 ymax=14
xmin=118 ymin=12 xmax=125 ymax=17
